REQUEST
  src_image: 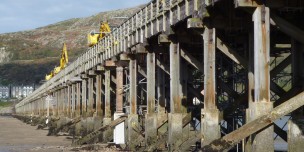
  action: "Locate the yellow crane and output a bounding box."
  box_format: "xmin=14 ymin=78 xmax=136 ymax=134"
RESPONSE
xmin=87 ymin=21 xmax=111 ymax=47
xmin=45 ymin=43 xmax=69 ymax=80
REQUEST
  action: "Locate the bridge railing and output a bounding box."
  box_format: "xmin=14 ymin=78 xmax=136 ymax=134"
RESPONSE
xmin=16 ymin=0 xmax=199 ymax=113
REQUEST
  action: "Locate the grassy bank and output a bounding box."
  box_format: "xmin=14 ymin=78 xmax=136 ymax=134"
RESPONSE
xmin=0 ymin=101 xmax=14 ymax=108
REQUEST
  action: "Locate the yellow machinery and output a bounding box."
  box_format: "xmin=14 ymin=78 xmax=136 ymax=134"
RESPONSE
xmin=88 ymin=21 xmax=111 ymax=47
xmin=45 ymin=43 xmax=69 ymax=80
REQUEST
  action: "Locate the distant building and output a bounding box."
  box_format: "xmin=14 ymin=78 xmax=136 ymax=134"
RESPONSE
xmin=0 ymin=85 xmax=35 ymax=99
xmin=0 ymin=86 xmax=9 ymax=99
xmin=11 ymin=86 xmax=34 ymax=99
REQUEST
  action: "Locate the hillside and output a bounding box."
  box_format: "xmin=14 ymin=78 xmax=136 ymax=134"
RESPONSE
xmin=0 ymin=5 xmax=144 ymax=85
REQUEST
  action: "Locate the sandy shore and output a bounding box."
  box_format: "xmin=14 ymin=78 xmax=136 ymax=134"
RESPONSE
xmin=0 ymin=116 xmax=71 ymax=152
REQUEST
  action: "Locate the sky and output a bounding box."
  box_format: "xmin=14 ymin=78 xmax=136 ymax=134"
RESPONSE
xmin=0 ymin=0 xmax=150 ymax=34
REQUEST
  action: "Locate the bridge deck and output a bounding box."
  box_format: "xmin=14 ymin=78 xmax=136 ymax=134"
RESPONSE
xmin=15 ymin=0 xmax=304 ymax=151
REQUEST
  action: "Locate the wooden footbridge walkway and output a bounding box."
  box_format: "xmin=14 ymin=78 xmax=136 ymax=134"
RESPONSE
xmin=15 ymin=0 xmax=304 ymax=151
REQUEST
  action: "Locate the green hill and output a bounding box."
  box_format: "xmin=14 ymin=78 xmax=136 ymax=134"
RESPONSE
xmin=0 ymin=5 xmax=144 ymax=85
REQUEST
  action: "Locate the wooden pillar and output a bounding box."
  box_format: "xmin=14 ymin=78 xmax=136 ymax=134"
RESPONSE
xmin=168 ymin=38 xmax=183 ymax=149
xmin=71 ymin=83 xmax=76 ymax=118
xmin=61 ymin=88 xmax=65 ymax=116
xmin=64 ymin=85 xmax=71 ymax=116
xmin=96 ymin=73 xmax=103 ymax=117
xmin=76 ymin=82 xmax=81 ymax=117
xmin=201 ymin=28 xmax=221 ymax=146
xmin=88 ymin=75 xmax=95 ymax=117
xmin=145 ymin=52 xmax=157 ymax=144
xmin=103 ymin=68 xmax=112 ymax=142
xmin=288 ymin=39 xmax=304 ymax=152
xmin=67 ymin=85 xmax=71 ymax=117
xmin=104 ymin=69 xmax=112 ymax=118
xmin=55 ymin=91 xmax=59 ymax=116
xmin=38 ymin=99 xmax=41 ymax=116
xmin=116 ymin=65 xmax=124 ymax=113
xmin=128 ymin=58 xmax=139 ymax=148
xmin=114 ymin=64 xmax=125 ymax=144
xmin=60 ymin=87 xmax=66 ymax=116
xmin=81 ymin=76 xmax=88 ymax=116
xmin=248 ymin=6 xmax=273 ymax=152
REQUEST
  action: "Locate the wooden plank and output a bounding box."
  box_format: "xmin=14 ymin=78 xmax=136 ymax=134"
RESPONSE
xmin=72 ymin=116 xmax=127 ymax=146
xmin=202 ymin=91 xmax=304 ymax=151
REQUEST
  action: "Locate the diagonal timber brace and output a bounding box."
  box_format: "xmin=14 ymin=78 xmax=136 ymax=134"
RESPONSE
xmin=217 ymin=37 xmax=287 ymax=97
xmin=202 ymin=91 xmax=304 ymax=151
xmin=271 ymin=13 xmax=304 ymax=44
xmin=72 ymin=116 xmax=127 ymax=146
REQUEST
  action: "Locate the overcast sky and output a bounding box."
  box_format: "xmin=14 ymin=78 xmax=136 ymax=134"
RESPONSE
xmin=0 ymin=0 xmax=150 ymax=34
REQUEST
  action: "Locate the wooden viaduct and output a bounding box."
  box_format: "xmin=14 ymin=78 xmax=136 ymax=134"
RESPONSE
xmin=14 ymin=0 xmax=304 ymax=151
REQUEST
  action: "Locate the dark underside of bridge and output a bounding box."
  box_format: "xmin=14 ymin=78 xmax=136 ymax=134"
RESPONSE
xmin=15 ymin=0 xmax=304 ymax=151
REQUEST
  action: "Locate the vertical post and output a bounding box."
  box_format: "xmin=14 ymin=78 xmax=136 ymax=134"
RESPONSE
xmin=62 ymin=86 xmax=68 ymax=116
xmin=249 ymin=6 xmax=273 ymax=152
xmin=288 ymin=39 xmax=304 ymax=151
xmin=67 ymin=85 xmax=71 ymax=117
xmin=58 ymin=89 xmax=62 ymax=116
xmin=76 ymin=82 xmax=81 ymax=117
xmin=56 ymin=91 xmax=59 ymax=116
xmin=104 ymin=69 xmax=112 ymax=118
xmin=128 ymin=58 xmax=139 ymax=149
xmin=81 ymin=76 xmax=87 ymax=116
xmin=61 ymin=88 xmax=65 ymax=116
xmin=38 ymin=99 xmax=41 ymax=116
xmin=96 ymin=73 xmax=103 ymax=117
xmin=129 ymin=59 xmax=138 ymax=115
xmin=103 ymin=68 xmax=112 ymax=142
xmin=201 ymin=28 xmax=221 ymax=146
xmin=71 ymin=83 xmax=76 ymax=118
xmin=88 ymin=76 xmax=94 ymax=116
xmin=116 ymin=65 xmax=124 ymax=113
xmin=52 ymin=92 xmax=57 ymax=117
xmin=146 ymin=52 xmax=157 ymax=144
xmin=114 ymin=64 xmax=125 ymax=144
xmin=168 ymin=38 xmax=183 ymax=149
xmin=46 ymin=96 xmax=50 ymax=118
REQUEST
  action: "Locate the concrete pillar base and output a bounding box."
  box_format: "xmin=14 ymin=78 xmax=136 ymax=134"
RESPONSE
xmin=168 ymin=113 xmax=183 ymax=150
xmin=114 ymin=113 xmax=125 ymax=144
xmin=201 ymin=108 xmax=221 ymax=146
xmin=145 ymin=113 xmax=157 ymax=145
xmin=127 ymin=114 xmax=139 ymax=149
xmin=102 ymin=117 xmax=113 ymax=142
xmin=288 ymin=119 xmax=304 ymax=152
xmin=93 ymin=117 xmax=103 ymax=142
xmin=157 ymin=113 xmax=168 ymax=135
xmin=247 ymin=102 xmax=274 ymax=152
